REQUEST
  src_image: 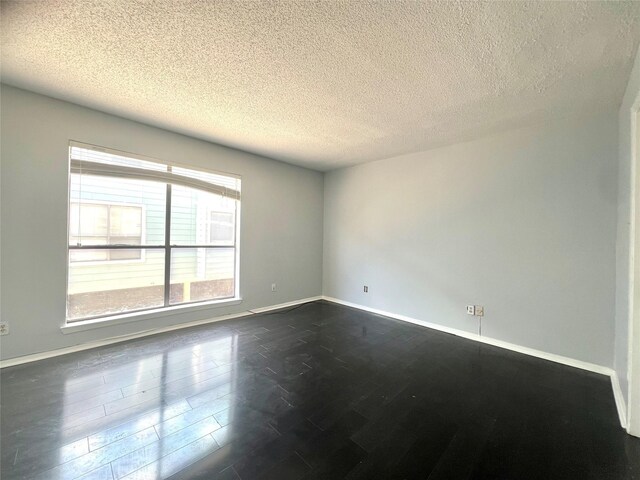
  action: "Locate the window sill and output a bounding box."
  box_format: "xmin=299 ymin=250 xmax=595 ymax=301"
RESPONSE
xmin=60 ymin=297 xmax=243 ymax=334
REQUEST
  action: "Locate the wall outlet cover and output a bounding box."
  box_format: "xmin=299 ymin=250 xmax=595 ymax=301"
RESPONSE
xmin=466 ymin=305 xmax=475 ymax=315
xmin=0 ymin=322 xmax=9 ymax=336
xmin=475 ymin=306 xmax=484 ymax=316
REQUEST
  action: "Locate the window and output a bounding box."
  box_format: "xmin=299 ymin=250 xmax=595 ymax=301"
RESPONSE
xmin=208 ymin=211 xmax=235 ymax=244
xmin=69 ymin=203 xmax=143 ymax=262
xmin=67 ymin=142 xmax=241 ymax=322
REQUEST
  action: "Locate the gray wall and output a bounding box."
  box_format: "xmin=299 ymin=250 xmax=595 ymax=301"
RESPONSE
xmin=615 ymin=46 xmax=640 ymax=412
xmin=324 ymin=112 xmax=619 ymax=367
xmin=0 ymin=82 xmax=626 ymax=373
xmin=0 ymin=85 xmax=324 ymax=360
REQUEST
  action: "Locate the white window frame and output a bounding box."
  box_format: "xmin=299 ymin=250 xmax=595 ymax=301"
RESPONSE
xmin=67 ymin=141 xmax=241 ymax=323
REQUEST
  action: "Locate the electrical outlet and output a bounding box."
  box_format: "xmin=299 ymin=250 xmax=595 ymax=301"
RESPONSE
xmin=0 ymin=322 xmax=9 ymax=336
xmin=271 ymin=283 xmax=277 ymax=292
xmin=363 ymin=286 xmax=369 ymax=293
xmin=475 ymin=306 xmax=484 ymax=317
xmin=466 ymin=305 xmax=475 ymax=315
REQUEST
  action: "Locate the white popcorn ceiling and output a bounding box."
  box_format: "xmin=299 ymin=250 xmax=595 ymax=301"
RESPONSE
xmin=2 ymin=1 xmax=639 ymax=171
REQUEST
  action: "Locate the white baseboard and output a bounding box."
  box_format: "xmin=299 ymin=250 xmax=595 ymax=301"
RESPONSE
xmin=611 ymin=372 xmax=629 ymax=429
xmin=249 ymin=296 xmax=323 ymax=314
xmin=322 ymin=296 xmax=610 ymax=374
xmin=321 ymin=296 xmax=628 ymax=429
xmin=0 ymin=296 xmax=321 ymax=369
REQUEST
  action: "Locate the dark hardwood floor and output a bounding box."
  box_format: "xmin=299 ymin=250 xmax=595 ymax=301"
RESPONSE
xmin=1 ymin=300 xmax=638 ymax=479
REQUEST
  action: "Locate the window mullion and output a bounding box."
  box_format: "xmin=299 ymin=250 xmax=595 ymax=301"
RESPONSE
xmin=164 ymin=183 xmax=172 ymax=307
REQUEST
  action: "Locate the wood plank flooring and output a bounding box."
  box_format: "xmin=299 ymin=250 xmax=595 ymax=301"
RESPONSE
xmin=1 ymin=300 xmax=639 ymax=479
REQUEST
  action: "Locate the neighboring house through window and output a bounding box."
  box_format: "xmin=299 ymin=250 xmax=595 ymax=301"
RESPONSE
xmin=69 ymin=202 xmax=143 ymax=262
xmin=208 ymin=211 xmax=235 ymax=245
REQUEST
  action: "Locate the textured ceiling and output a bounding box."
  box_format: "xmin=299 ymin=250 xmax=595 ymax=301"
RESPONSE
xmin=2 ymin=1 xmax=640 ymax=171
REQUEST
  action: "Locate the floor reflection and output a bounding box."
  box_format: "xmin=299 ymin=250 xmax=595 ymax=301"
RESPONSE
xmin=47 ymin=335 xmax=239 ymax=479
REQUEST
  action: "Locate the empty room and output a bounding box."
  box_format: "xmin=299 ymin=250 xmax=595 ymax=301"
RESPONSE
xmin=2 ymin=1 xmax=640 ymax=479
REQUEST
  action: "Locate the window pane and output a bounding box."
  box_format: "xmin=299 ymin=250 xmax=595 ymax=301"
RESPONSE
xmin=110 ymin=206 xmax=142 ymax=237
xmin=109 ymin=248 xmax=142 ymax=261
xmin=169 ymin=247 xmax=235 ymax=304
xmin=67 ymin=249 xmax=165 ymax=320
xmin=69 ymin=173 xmax=165 ymax=246
xmin=170 ymin=185 xmax=236 ymax=246
xmin=209 ymin=212 xmax=235 ymax=244
xmin=70 ymin=204 xmax=108 ymax=237
xmin=70 ymin=248 xmax=109 ymax=263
